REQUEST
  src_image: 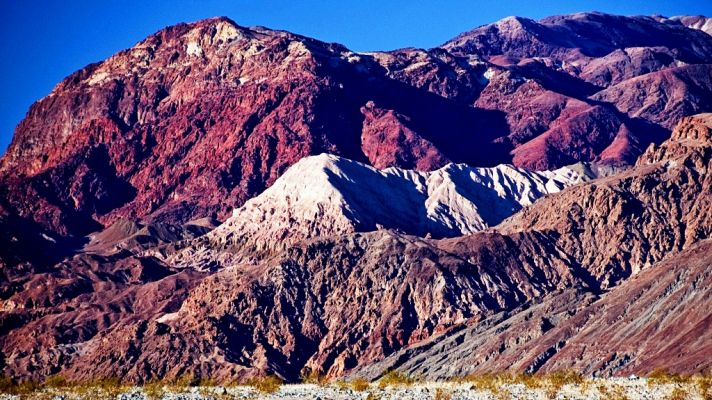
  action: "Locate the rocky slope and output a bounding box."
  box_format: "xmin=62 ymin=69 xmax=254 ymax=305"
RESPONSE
xmin=353 ymin=239 xmax=712 ymax=379
xmin=1 ymin=114 xmax=709 ymax=383
xmin=2 ymin=12 xmax=712 ymax=253
xmin=352 ymin=115 xmax=712 ymax=379
xmin=671 ymin=15 xmax=712 ymax=36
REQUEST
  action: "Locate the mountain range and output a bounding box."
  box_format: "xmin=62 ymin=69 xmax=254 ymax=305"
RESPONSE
xmin=0 ymin=12 xmax=711 ymax=384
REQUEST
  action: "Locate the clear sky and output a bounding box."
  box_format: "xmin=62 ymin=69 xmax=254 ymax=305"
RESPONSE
xmin=1 ymin=0 xmax=711 ymax=154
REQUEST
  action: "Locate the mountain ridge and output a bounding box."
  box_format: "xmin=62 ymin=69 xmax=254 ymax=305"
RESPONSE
xmin=2 ymin=12 xmax=712 ymax=251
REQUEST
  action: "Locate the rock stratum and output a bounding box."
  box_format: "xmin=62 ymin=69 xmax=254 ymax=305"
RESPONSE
xmin=0 ymin=11 xmax=711 ymax=385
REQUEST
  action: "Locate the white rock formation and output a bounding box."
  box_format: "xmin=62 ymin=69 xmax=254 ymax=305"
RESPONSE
xmin=208 ymin=154 xmax=582 ymax=250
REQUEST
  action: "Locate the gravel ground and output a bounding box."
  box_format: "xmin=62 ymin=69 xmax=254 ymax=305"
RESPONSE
xmin=0 ymin=379 xmax=705 ymax=400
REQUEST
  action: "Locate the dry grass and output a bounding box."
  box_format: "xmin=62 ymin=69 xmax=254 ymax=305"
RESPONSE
xmin=333 ymin=378 xmax=370 ymax=392
xmin=610 ymin=383 xmax=631 ymax=400
xmin=43 ymin=375 xmax=69 ymax=389
xmin=514 ymin=373 xmax=546 ymax=390
xmin=0 ymin=377 xmax=41 ymax=395
xmin=142 ymin=380 xmax=167 ymax=400
xmin=459 ymin=374 xmax=513 ymax=399
xmin=668 ymin=387 xmax=691 ymax=400
xmin=697 ymin=375 xmax=712 ymax=400
xmin=172 ymin=374 xmax=197 ymax=388
xmin=460 ymin=373 xmax=502 ymax=392
xmin=301 ymin=370 xmax=327 ymax=384
xmin=350 ymin=378 xmax=371 ymax=392
xmin=648 ymin=369 xmax=692 ymax=386
xmin=377 ymin=371 xmax=415 ymax=388
xmin=245 ymin=375 xmax=283 ymax=393
xmin=70 ymin=378 xmax=129 ymax=399
xmin=455 ymin=371 xmax=591 ymax=399
xmin=547 ymin=370 xmax=585 ymax=389
xmin=0 ymin=376 xmax=129 ymax=399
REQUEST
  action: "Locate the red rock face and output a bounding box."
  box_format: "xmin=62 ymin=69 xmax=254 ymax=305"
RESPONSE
xmin=1 ymin=13 xmax=712 ymax=243
xmin=360 ymin=101 xmax=450 ymax=170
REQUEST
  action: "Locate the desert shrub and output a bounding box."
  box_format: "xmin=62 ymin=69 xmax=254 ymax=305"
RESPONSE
xmin=197 ymin=377 xmax=218 ymax=387
xmin=597 ymin=383 xmax=609 ymax=395
xmin=0 ymin=376 xmax=15 ymax=393
xmin=68 ymin=377 xmax=127 ymax=399
xmin=461 ymin=374 xmax=515 ymax=399
xmin=246 ymin=375 xmax=282 ymax=393
xmin=93 ymin=377 xmax=126 ymax=397
xmin=351 ymin=378 xmax=370 ymax=392
xmin=172 ymin=374 xmax=198 ymax=388
xmin=0 ymin=377 xmax=41 ymax=395
xmin=547 ymin=370 xmax=585 ymax=389
xmin=434 ymin=388 xmax=452 ymax=400
xmin=463 ymin=373 xmax=500 ymax=392
xmin=377 ymin=371 xmax=415 ymax=388
xmin=697 ymin=375 xmax=712 ymax=400
xmin=43 ymin=375 xmax=68 ymax=388
xmin=610 ymin=384 xmax=631 ymax=400
xmin=301 ymin=369 xmax=327 ymax=384
xmin=668 ymin=387 xmax=690 ymax=400
xmin=143 ymin=380 xmax=166 ymax=400
xmin=649 ymin=369 xmax=690 ymax=386
xmin=505 ymin=373 xmax=547 ymax=389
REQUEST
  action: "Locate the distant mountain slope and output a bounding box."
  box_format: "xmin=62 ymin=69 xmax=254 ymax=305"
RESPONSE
xmin=671 ymin=15 xmax=712 ymax=36
xmin=442 ymin=12 xmax=712 ymax=62
xmin=590 ymin=64 xmax=712 ymax=129
xmin=351 ymin=114 xmax=712 ymax=379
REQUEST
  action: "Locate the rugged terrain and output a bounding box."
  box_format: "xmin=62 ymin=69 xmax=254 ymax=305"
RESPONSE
xmin=1 ymin=113 xmax=709 ymax=383
xmin=1 ymin=11 xmax=711 ymax=387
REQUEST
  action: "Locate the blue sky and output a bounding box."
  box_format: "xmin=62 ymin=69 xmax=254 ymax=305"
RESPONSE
xmin=1 ymin=0 xmax=711 ymax=154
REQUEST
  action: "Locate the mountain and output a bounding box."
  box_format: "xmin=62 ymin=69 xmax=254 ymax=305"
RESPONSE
xmin=442 ymin=12 xmax=712 ymax=62
xmin=591 ymin=64 xmax=712 ymax=129
xmin=1 ymin=11 xmax=712 ymax=385
xmin=2 ymin=113 xmax=709 ymax=383
xmin=166 ymin=153 xmax=581 ymax=267
xmin=671 ymin=15 xmax=712 ymax=36
xmin=2 ymin=12 xmax=712 ymax=254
